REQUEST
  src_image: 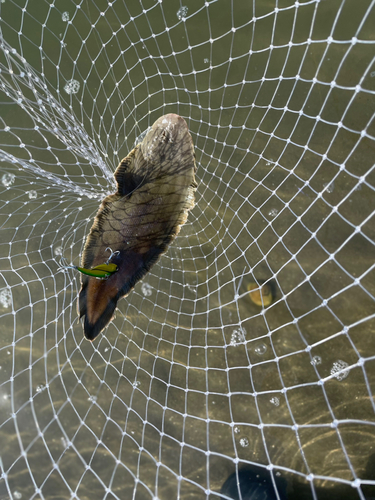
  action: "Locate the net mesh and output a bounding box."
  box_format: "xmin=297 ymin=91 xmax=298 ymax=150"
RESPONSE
xmin=0 ymin=0 xmax=374 ymax=498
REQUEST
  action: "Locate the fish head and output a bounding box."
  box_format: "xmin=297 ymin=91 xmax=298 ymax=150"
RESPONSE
xmin=140 ymin=113 xmax=194 ymax=170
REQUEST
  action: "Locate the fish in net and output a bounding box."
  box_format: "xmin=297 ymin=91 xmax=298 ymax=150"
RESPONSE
xmin=77 ymin=113 xmax=197 ymax=340
xmin=0 ymin=0 xmax=374 ymax=499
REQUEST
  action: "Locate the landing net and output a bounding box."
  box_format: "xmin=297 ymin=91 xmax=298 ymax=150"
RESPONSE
xmin=0 ymin=0 xmax=374 ymax=499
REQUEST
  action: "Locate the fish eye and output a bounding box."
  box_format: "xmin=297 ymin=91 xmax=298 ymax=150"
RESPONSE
xmin=161 ymin=130 xmax=170 ymax=143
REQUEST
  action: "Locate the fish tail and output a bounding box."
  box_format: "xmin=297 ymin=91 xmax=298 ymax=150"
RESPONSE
xmin=78 ymin=281 xmax=118 ymax=341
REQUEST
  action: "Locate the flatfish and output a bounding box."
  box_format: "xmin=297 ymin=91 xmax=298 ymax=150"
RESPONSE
xmin=78 ymin=113 xmax=197 ymax=340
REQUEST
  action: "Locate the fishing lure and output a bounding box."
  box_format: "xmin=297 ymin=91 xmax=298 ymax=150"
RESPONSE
xmin=59 ymin=248 xmax=119 ymax=279
xmin=78 ymin=113 xmax=197 ymax=341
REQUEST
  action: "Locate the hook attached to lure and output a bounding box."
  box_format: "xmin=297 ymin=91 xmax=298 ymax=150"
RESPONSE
xmin=59 ymin=247 xmax=120 ymax=280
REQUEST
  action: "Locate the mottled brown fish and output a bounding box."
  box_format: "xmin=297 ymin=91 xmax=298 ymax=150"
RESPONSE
xmin=78 ymin=114 xmax=197 ymax=341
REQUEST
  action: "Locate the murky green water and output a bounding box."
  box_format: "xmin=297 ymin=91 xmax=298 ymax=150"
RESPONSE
xmin=0 ymin=0 xmax=374 ymax=499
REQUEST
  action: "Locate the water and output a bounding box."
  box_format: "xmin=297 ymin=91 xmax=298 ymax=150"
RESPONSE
xmin=0 ymin=0 xmax=373 ymax=499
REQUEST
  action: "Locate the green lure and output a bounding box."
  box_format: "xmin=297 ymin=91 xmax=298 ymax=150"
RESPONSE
xmin=73 ymin=262 xmax=118 ymax=279
xmin=59 ymin=248 xmax=119 ymax=280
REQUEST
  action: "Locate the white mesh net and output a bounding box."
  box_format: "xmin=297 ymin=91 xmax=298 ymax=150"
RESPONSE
xmin=0 ymin=0 xmax=374 ymax=498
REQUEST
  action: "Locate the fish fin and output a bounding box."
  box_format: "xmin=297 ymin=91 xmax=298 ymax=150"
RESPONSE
xmin=78 ymin=279 xmax=118 ymax=341
xmin=83 ymin=301 xmax=117 ymax=341
xmin=114 ymin=148 xmax=145 ymax=197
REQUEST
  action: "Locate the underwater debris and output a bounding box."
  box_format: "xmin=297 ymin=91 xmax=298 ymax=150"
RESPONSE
xmin=247 ymin=280 xmax=274 ymax=307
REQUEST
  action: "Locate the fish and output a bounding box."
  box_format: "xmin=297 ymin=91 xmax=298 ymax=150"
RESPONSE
xmin=78 ymin=113 xmax=197 ymax=341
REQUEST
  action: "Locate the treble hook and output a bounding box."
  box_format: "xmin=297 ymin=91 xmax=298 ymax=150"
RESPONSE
xmin=105 ymin=247 xmax=120 ymax=264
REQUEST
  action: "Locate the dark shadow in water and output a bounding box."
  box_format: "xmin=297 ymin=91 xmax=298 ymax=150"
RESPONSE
xmin=221 ymin=461 xmax=375 ymax=500
xmin=220 ymin=466 xmax=287 ymax=500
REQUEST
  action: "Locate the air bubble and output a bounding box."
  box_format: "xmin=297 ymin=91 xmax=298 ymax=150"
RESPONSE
xmin=27 ymin=190 xmax=37 ymax=199
xmin=270 ymin=397 xmax=280 ymax=406
xmin=239 ymin=437 xmax=249 ymax=447
xmin=204 ymin=58 xmax=210 ymax=64
xmin=36 ymin=384 xmax=46 ymax=393
xmin=331 ymin=360 xmax=349 ymax=381
xmin=186 ymin=284 xmax=197 ymax=295
xmin=254 ymin=343 xmax=267 ymax=356
xmin=1 ymin=172 xmax=15 ymax=187
xmin=234 ymin=426 xmax=240 ymax=434
xmin=311 ymin=355 xmax=322 ymax=366
xmin=141 ymin=282 xmax=152 ymax=296
xmin=62 ymin=11 xmax=70 ymax=21
xmin=0 ymin=288 xmax=12 ymax=308
xmin=54 ymin=246 xmax=63 ymax=256
xmin=88 ymin=395 xmax=97 ymax=403
xmin=64 ymin=79 xmax=80 ymax=94
xmin=230 ymin=326 xmax=246 ymax=346
xmin=268 ymin=208 xmax=279 ymax=217
xmin=323 ymin=181 xmax=334 ymax=193
xmin=13 ymin=492 xmax=22 ymax=499
xmin=133 ymin=381 xmax=141 ymax=388
xmin=177 ymin=6 xmax=188 ymax=20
